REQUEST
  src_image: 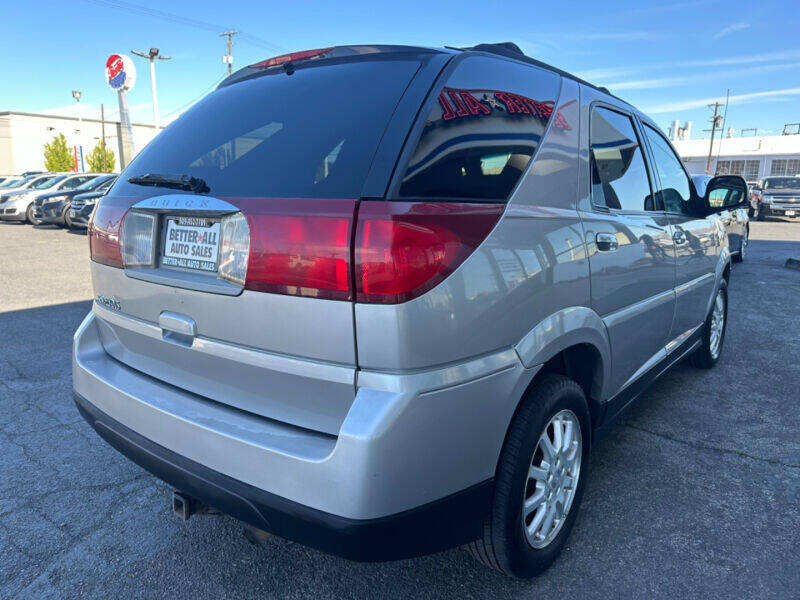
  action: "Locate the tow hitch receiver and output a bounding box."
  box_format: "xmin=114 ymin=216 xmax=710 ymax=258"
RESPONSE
xmin=172 ymin=491 xmax=197 ymax=521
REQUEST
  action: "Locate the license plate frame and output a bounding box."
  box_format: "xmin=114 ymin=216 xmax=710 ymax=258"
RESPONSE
xmin=160 ymin=216 xmax=222 ymax=274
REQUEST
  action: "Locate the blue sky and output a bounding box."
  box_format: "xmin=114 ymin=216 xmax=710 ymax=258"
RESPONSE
xmin=2 ymin=0 xmax=799 ymax=138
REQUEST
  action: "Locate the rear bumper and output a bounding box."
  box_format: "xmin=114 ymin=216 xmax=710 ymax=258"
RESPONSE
xmin=74 ymin=391 xmax=492 ymax=561
xmin=73 ymin=309 xmax=535 ymax=559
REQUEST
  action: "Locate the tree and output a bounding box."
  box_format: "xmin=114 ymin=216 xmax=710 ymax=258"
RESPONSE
xmin=86 ymin=140 xmax=115 ymax=173
xmin=43 ymin=133 xmax=74 ymax=172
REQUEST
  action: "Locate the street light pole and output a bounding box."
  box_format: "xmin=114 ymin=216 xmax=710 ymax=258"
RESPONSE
xmin=132 ymin=48 xmax=171 ymax=130
xmin=72 ymin=90 xmax=83 ymax=172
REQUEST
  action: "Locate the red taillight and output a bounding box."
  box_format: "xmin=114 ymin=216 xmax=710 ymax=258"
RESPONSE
xmin=249 ymin=47 xmax=334 ymax=69
xmin=88 ymin=196 xmax=502 ymax=305
xmin=88 ymin=196 xmax=132 ymax=268
xmin=230 ymin=198 xmax=355 ymax=301
xmin=354 ymin=202 xmax=505 ymax=304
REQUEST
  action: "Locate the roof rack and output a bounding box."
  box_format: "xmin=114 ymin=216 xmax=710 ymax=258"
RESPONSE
xmin=452 ymin=42 xmax=615 ymax=98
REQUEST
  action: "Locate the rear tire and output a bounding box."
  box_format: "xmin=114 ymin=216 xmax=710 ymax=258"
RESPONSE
xmin=467 ymin=374 xmax=590 ymax=578
xmin=690 ymin=280 xmax=728 ymax=369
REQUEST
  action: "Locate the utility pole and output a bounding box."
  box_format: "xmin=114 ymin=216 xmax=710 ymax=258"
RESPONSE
xmin=705 ymin=102 xmax=723 ymax=175
xmin=220 ymin=31 xmax=238 ymax=75
xmin=100 ymin=104 xmax=107 ymax=172
xmin=132 ymin=48 xmax=171 ymax=130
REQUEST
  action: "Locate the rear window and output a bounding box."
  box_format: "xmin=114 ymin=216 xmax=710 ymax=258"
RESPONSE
xmin=398 ymin=55 xmax=561 ymax=201
xmin=113 ymin=58 xmax=423 ymax=199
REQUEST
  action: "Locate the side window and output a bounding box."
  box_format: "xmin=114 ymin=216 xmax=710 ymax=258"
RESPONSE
xmin=61 ymin=177 xmax=93 ymax=190
xmin=589 ymin=107 xmax=655 ymax=211
xmin=642 ymin=124 xmax=693 ymax=214
xmin=398 ymin=56 xmax=563 ymax=201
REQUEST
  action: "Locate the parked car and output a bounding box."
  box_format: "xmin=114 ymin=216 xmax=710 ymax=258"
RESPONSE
xmin=753 ymin=176 xmax=800 ymax=221
xmin=35 ymin=174 xmax=113 ymax=227
xmin=692 ymin=174 xmax=750 ymax=262
xmin=73 ymin=43 xmax=744 ymax=579
xmin=0 ymin=176 xmax=25 ymax=188
xmin=0 ymin=173 xmax=55 ymax=195
xmin=0 ymin=173 xmax=62 ymax=220
xmin=68 ymin=176 xmax=117 ymax=228
xmin=1 ymin=173 xmax=98 ymax=224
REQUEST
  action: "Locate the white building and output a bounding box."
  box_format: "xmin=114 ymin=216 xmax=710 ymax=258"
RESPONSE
xmin=669 ymin=121 xmax=800 ymax=181
xmin=0 ymin=111 xmax=158 ymax=174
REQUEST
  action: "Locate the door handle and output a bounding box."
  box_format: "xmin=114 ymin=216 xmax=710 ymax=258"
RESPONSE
xmin=159 ymin=312 xmax=196 ymax=347
xmin=595 ymin=232 xmax=619 ymax=252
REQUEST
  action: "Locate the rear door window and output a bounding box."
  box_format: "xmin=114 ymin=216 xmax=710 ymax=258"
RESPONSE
xmin=113 ymin=58 xmax=424 ymax=199
xmin=590 ymin=107 xmax=655 ymax=212
xmin=397 ymin=55 xmax=562 ymax=201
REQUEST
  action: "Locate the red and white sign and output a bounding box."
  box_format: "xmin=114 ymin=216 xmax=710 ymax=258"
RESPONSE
xmin=105 ymin=54 xmax=136 ymax=91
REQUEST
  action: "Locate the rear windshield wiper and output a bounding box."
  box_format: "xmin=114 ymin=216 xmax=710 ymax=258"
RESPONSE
xmin=128 ymin=173 xmax=210 ymax=194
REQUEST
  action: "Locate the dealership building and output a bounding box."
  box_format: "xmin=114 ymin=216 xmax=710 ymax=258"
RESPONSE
xmin=669 ymin=122 xmax=800 ymax=180
xmin=0 ymin=111 xmax=158 ymax=175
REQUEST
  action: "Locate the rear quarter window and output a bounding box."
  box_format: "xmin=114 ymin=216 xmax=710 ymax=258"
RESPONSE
xmin=397 ymin=55 xmax=562 ymax=201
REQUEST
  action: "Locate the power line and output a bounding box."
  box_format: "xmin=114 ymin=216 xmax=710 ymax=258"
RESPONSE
xmin=81 ymin=0 xmax=283 ymax=52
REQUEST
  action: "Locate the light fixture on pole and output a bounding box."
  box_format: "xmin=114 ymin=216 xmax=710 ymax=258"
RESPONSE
xmin=132 ymin=47 xmax=171 ymax=130
xmin=72 ymin=90 xmax=84 ymax=172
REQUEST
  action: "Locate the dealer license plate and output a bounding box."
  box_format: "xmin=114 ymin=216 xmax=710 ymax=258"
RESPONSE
xmin=786 ymin=210 xmax=795 ymax=217
xmin=162 ymin=216 xmax=221 ymax=273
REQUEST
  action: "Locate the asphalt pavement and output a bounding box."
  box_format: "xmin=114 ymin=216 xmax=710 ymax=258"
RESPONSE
xmin=1 ymin=219 xmax=798 ymax=599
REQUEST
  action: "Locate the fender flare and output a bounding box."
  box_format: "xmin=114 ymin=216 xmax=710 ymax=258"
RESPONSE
xmin=514 ymin=306 xmax=612 ymax=401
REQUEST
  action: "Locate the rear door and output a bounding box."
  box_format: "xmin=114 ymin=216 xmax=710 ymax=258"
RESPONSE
xmin=640 ymin=123 xmax=719 ymax=344
xmin=580 ymin=105 xmax=676 ymax=395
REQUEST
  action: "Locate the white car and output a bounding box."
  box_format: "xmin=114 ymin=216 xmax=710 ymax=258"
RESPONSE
xmin=0 ymin=173 xmax=98 ymax=224
xmin=0 ymin=173 xmax=57 ymax=195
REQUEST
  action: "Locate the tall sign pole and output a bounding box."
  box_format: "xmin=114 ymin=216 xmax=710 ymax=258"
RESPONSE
xmin=105 ymin=53 xmax=137 ymax=168
xmin=100 ymin=104 xmax=107 ymax=172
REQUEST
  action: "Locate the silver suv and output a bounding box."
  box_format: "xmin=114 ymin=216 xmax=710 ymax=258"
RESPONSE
xmin=73 ymin=43 xmax=744 ymax=578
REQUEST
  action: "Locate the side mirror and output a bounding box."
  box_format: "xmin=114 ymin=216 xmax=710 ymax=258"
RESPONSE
xmin=704 ymin=175 xmax=748 ymax=212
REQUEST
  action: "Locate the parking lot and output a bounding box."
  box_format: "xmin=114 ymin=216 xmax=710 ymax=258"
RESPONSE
xmin=1 ymin=219 xmax=798 ymax=599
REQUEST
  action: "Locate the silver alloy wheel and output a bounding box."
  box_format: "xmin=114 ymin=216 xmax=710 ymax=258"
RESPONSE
xmin=522 ymin=409 xmax=582 ymax=549
xmin=740 ymin=229 xmax=748 ymax=258
xmin=709 ymin=290 xmax=725 ymax=359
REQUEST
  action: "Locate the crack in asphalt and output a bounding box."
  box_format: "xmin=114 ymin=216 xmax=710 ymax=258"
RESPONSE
xmin=621 ymin=422 xmax=800 ymax=469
